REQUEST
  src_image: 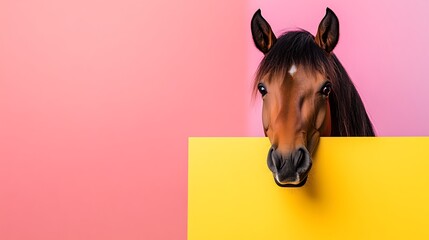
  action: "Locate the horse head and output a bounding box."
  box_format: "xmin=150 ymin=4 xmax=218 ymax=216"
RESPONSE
xmin=251 ymin=8 xmax=340 ymax=186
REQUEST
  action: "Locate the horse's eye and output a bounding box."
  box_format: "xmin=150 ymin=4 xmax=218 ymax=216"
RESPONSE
xmin=258 ymin=83 xmax=268 ymax=97
xmin=321 ymin=82 xmax=332 ymax=97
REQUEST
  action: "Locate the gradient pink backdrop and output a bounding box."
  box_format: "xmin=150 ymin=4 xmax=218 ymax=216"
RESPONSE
xmin=0 ymin=1 xmax=247 ymax=239
xmin=0 ymin=0 xmax=428 ymax=239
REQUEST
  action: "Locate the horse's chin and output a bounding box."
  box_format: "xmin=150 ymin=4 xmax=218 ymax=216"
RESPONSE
xmin=274 ymin=176 xmax=308 ymax=188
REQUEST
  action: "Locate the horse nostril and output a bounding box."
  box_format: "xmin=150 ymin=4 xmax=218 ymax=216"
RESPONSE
xmin=295 ymin=148 xmax=311 ymax=173
xmin=294 ymin=149 xmax=302 ymax=167
xmin=273 ymin=151 xmax=283 ymax=171
xmin=295 ymin=149 xmax=305 ymax=169
xmin=267 ymin=147 xmax=283 ymax=173
xmin=267 ymin=147 xmax=276 ymax=173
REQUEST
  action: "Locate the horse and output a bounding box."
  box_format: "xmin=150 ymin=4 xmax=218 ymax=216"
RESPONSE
xmin=251 ymin=8 xmax=375 ymax=187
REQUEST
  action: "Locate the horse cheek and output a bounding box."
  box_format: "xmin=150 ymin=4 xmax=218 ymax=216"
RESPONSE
xmin=316 ymin=101 xmax=331 ymax=136
xmin=322 ymin=102 xmax=332 ymax=136
xmin=262 ymin=104 xmax=270 ymax=137
xmin=315 ymin=104 xmax=327 ymax=132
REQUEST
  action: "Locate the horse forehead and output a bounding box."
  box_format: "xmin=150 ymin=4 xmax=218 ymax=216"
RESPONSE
xmin=290 ymin=66 xmax=325 ymax=85
xmin=266 ymin=65 xmax=323 ymax=93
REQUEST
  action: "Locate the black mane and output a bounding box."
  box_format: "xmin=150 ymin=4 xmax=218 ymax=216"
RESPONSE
xmin=254 ymin=30 xmax=375 ymax=136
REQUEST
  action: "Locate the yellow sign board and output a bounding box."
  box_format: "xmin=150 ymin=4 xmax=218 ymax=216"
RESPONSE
xmin=188 ymin=137 xmax=429 ymax=239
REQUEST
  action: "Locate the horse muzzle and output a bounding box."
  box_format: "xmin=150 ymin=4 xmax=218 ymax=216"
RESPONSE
xmin=267 ymin=147 xmax=312 ymax=187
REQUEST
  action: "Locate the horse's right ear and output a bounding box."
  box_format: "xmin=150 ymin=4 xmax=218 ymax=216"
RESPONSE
xmin=315 ymin=8 xmax=339 ymax=53
xmin=251 ymin=9 xmax=277 ymax=54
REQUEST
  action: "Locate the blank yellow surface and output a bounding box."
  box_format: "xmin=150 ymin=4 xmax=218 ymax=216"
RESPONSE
xmin=188 ymin=137 xmax=429 ymax=239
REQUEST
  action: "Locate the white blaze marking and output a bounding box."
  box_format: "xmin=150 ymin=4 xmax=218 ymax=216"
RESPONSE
xmin=288 ymin=64 xmax=297 ymax=76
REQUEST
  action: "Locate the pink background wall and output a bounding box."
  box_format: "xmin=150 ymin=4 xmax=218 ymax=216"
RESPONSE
xmin=0 ymin=0 xmax=428 ymax=239
xmin=0 ymin=1 xmax=247 ymax=239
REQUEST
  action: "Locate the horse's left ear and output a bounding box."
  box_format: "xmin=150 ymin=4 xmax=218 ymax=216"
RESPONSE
xmin=251 ymin=9 xmax=277 ymax=54
xmin=315 ymin=8 xmax=339 ymax=53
